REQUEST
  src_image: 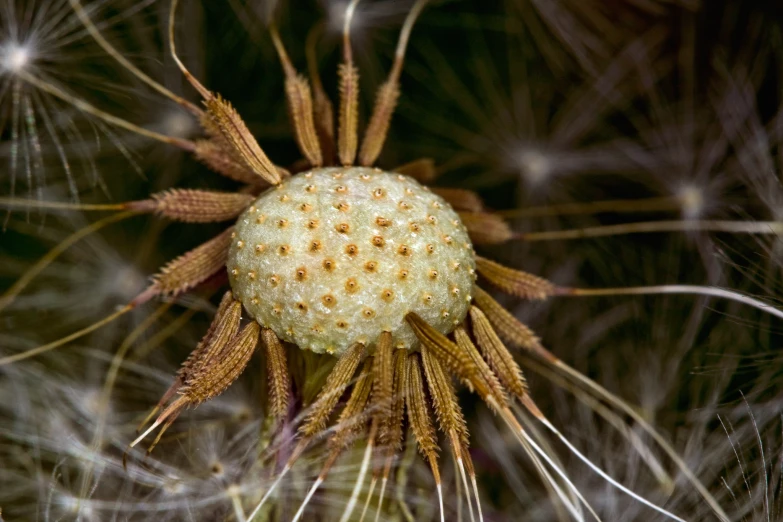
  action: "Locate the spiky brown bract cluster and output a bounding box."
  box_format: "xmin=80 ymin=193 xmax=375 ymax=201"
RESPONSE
xmin=108 ymin=0 xmax=596 ymax=515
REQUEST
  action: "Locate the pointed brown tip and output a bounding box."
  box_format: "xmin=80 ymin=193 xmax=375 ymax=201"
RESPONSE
xmin=521 ymin=395 xmax=544 ymax=419
xmin=129 ymin=285 xmax=159 ymax=308
xmin=123 ymin=199 xmax=157 ymax=214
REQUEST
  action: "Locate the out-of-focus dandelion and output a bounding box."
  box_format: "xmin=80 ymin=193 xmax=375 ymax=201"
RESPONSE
xmin=1 ymin=43 xmax=31 ymax=73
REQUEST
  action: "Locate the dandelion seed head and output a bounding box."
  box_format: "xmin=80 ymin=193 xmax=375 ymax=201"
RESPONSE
xmin=3 ymin=2 xmax=780 ymax=521
xmin=62 ymin=383 xmax=104 ymax=421
xmin=326 ymin=1 xmax=355 ymax=34
xmin=159 ymin=110 xmax=197 ymax=139
xmin=48 ymin=489 xmax=99 ymax=521
xmin=102 ymin=262 xmax=147 ymax=302
xmin=1 ymin=42 xmax=32 ymax=73
xmin=513 ymin=148 xmax=554 ymax=189
xmin=322 ymin=0 xmax=411 ymax=40
xmin=162 ymin=475 xmax=188 ymax=495
xmin=229 ymin=168 xmax=476 ymax=355
xmin=225 ymin=482 xmax=241 ymax=497
xmin=676 ymin=183 xmax=706 ymax=220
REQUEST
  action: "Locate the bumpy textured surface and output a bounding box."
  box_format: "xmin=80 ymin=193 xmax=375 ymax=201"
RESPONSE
xmin=228 ymin=167 xmax=476 ymax=355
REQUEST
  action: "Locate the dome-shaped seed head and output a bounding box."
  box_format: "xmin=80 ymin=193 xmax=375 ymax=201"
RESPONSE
xmin=228 ymin=167 xmax=476 ymax=355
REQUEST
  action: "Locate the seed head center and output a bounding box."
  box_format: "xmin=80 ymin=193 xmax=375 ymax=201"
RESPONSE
xmin=228 ymin=167 xmax=476 ymax=355
xmin=2 ymin=43 xmax=31 ymax=73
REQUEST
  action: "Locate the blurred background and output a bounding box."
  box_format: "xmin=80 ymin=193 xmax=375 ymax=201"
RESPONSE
xmin=2 ymin=0 xmax=783 ymax=520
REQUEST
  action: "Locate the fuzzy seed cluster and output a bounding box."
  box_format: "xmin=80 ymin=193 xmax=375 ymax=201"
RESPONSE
xmin=228 ymin=167 xmax=476 ymax=355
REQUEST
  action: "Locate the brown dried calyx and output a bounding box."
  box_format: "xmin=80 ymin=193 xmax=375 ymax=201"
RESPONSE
xmin=269 ymin=24 xmax=323 ymax=168
xmin=261 ymin=328 xmax=291 ymax=420
xmin=148 ymin=228 xmax=233 ymax=297
xmin=127 ymin=189 xmax=254 ymax=223
xmin=459 ymin=212 xmax=515 ymax=245
xmin=129 ymin=292 xmax=260 ymax=457
xmin=202 ymin=95 xmax=282 ymax=186
xmin=475 ymin=256 xmax=556 ymax=300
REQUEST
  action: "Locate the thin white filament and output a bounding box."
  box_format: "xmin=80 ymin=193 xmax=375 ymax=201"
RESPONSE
xmin=395 ymin=0 xmax=430 ymax=63
xmin=292 ymin=477 xmax=323 ymax=522
xmin=519 ymin=429 xmax=589 ymax=521
xmin=500 ymin=409 xmax=597 ymax=521
xmin=168 ymin=0 xmax=188 ymax=80
xmin=339 ymin=440 xmax=374 ymax=522
xmin=230 ymin=489 xmax=247 ymax=522
xmin=342 ymin=0 xmax=363 ymax=58
xmin=373 ymin=476 xmax=388 ymax=522
xmin=168 ymin=0 xmax=211 ymax=99
xmin=68 ymin=0 xmax=200 ymax=114
xmin=470 ymin=474 xmax=484 ymax=522
xmin=568 ymin=284 xmax=783 ymax=320
xmin=247 ymin=464 xmax=289 ymax=521
xmin=129 ymin=420 xmax=159 ymax=448
xmin=437 ymin=483 xmax=445 ymax=522
xmin=488 ymin=398 xmax=588 ymax=519
xmin=536 ymin=415 xmax=687 ymax=522
xmin=358 ymin=477 xmax=377 ymax=522
xmin=717 ymin=415 xmax=753 ymax=510
xmin=13 ymin=71 xmax=192 ymax=148
xmin=457 ymin=457 xmax=476 ymax=522
xmin=455 ymin=456 xmax=463 ymax=522
xmin=522 ymin=219 xmax=783 ymax=242
xmin=742 ymin=393 xmax=770 ymax=522
xmin=553 ymin=361 xmax=730 ymax=522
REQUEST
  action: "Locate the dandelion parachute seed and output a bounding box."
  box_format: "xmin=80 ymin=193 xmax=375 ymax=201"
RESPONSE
xmin=5 ymin=0 xmax=781 ymax=520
